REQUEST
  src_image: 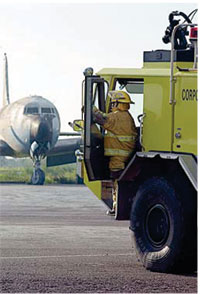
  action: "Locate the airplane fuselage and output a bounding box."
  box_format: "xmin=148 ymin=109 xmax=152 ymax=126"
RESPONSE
xmin=0 ymin=96 xmax=60 ymax=157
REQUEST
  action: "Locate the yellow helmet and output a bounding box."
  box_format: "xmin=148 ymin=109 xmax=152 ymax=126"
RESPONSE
xmin=108 ymin=90 xmax=134 ymax=104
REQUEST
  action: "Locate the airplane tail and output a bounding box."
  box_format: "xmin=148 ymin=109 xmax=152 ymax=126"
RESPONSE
xmin=3 ymin=53 xmax=10 ymax=106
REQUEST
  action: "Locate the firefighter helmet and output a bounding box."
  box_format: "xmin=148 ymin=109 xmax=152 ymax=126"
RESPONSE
xmin=108 ymin=91 xmax=134 ymax=104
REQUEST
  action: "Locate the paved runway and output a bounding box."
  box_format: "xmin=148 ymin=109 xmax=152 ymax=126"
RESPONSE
xmin=0 ymin=184 xmax=197 ymax=293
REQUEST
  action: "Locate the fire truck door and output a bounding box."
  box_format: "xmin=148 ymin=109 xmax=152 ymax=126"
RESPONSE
xmin=84 ymin=76 xmax=109 ymax=181
xmin=173 ymin=74 xmax=197 ymax=155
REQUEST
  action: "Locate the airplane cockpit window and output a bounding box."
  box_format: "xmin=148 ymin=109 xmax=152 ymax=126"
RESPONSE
xmin=24 ymin=107 xmax=56 ymax=115
xmin=41 ymin=107 xmax=51 ymax=114
xmin=25 ymin=107 xmax=39 ymax=114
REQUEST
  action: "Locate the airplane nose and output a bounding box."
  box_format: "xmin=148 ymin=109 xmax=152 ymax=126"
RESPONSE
xmin=31 ymin=118 xmax=52 ymax=143
xmin=37 ymin=121 xmax=51 ymax=142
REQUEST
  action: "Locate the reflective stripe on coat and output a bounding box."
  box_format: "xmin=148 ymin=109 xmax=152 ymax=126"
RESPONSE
xmin=103 ymin=110 xmax=137 ymax=159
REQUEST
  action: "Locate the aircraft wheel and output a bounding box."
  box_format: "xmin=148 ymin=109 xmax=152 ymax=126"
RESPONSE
xmin=31 ymin=168 xmax=45 ymax=185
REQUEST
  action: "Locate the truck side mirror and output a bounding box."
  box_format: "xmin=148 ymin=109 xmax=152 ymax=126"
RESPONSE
xmin=72 ymin=119 xmax=84 ymax=132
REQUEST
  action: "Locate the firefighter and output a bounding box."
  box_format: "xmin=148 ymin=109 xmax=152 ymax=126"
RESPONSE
xmin=93 ymin=90 xmax=137 ymax=215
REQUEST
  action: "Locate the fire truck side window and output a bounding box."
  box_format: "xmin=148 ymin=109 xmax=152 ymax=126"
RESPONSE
xmin=92 ymin=82 xmax=108 ymax=133
xmin=115 ymin=79 xmax=144 ymax=127
xmin=93 ymin=84 xmax=99 ymax=109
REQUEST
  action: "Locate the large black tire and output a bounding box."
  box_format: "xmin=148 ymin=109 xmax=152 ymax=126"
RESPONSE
xmin=31 ymin=168 xmax=45 ymax=185
xmin=130 ymin=176 xmax=197 ymax=273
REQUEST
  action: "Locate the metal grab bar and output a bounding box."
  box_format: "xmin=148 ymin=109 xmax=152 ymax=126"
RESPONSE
xmin=138 ymin=113 xmax=146 ymax=150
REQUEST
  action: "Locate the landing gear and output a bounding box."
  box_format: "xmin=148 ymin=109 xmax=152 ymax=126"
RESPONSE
xmin=30 ymin=141 xmax=46 ymax=185
xmin=31 ymin=166 xmax=45 ymax=185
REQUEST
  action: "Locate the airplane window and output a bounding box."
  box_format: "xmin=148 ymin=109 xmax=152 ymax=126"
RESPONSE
xmin=41 ymin=107 xmax=51 ymax=113
xmin=26 ymin=107 xmax=39 ymax=114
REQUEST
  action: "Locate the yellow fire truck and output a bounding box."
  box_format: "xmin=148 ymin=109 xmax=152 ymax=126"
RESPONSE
xmin=73 ymin=10 xmax=198 ymax=273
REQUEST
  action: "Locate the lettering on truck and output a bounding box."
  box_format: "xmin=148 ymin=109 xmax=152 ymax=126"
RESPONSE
xmin=182 ymin=89 xmax=198 ymax=101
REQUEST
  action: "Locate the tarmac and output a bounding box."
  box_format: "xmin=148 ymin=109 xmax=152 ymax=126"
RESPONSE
xmin=0 ymin=184 xmax=197 ymax=293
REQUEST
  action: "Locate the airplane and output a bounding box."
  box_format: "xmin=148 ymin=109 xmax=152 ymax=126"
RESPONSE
xmin=0 ymin=53 xmax=81 ymax=185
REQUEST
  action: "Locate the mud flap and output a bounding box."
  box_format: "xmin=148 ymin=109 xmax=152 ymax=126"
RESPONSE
xmin=101 ymin=180 xmax=113 ymax=209
xmin=115 ymin=181 xmax=135 ymax=220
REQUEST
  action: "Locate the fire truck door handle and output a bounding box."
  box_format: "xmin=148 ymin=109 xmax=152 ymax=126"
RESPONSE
xmin=138 ymin=114 xmax=145 ymax=123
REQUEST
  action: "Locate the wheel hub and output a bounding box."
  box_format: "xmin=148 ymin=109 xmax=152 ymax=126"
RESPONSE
xmin=145 ymin=204 xmax=169 ymax=247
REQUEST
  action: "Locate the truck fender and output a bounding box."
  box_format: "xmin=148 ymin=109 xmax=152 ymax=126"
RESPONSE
xmin=119 ymin=151 xmax=197 ymax=191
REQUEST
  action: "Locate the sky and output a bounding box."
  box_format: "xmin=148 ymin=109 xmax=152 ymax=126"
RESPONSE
xmin=0 ymin=1 xmax=198 ymax=131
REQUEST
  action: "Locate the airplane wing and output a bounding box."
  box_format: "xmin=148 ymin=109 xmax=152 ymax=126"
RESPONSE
xmin=46 ymin=137 xmax=81 ymax=167
xmin=0 ymin=139 xmax=15 ymax=156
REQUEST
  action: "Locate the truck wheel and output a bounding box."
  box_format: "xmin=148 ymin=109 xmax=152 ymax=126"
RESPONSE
xmin=130 ymin=176 xmax=197 ymax=273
